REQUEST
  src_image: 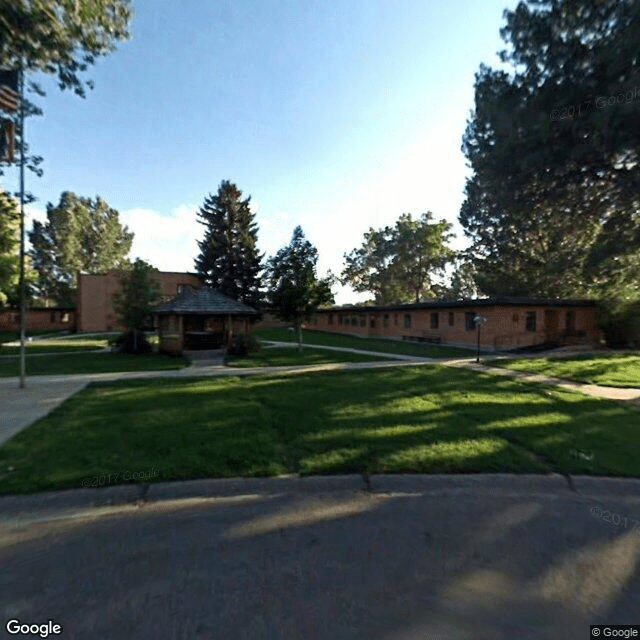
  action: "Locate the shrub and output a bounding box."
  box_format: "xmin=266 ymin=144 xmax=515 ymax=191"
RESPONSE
xmin=227 ymin=333 xmax=260 ymax=357
xmin=110 ymin=330 xmax=153 ymax=354
xmin=598 ymin=299 xmax=640 ymax=348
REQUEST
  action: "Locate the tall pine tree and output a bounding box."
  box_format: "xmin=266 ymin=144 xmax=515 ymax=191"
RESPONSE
xmin=194 ymin=180 xmax=263 ymax=307
xmin=460 ymin=0 xmax=640 ymax=299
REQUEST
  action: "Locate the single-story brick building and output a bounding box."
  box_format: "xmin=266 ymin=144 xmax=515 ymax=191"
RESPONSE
xmin=309 ymin=298 xmax=601 ymax=351
xmin=0 ymin=307 xmax=75 ymax=333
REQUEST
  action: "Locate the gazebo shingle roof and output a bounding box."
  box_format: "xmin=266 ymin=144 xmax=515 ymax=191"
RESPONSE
xmin=152 ymin=287 xmax=259 ymax=315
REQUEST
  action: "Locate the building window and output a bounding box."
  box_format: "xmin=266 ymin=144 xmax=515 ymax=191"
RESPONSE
xmin=328 ymin=314 xmax=334 ymax=326
xmin=359 ymin=316 xmax=366 ymax=327
xmin=526 ymin=311 xmax=536 ymax=332
xmin=465 ymin=312 xmax=476 ymax=331
xmin=383 ymin=314 xmax=389 ymax=328
xmin=338 ymin=315 xmax=343 ymax=326
xmin=431 ymin=312 xmax=439 ymax=329
xmin=62 ymin=313 xmax=70 ymax=323
xmin=351 ymin=316 xmax=357 ymax=326
xmin=370 ymin=317 xmax=376 ymax=328
xmin=566 ymin=310 xmax=575 ymax=331
xmin=512 ymin=313 xmax=519 ymax=323
xmin=404 ymin=313 xmax=411 ymax=328
xmin=394 ymin=313 xmax=398 ymax=326
xmin=448 ymin=312 xmax=454 ymax=326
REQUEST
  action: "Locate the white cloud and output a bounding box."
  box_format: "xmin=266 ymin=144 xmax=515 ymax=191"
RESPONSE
xmin=120 ymin=204 xmax=201 ymax=272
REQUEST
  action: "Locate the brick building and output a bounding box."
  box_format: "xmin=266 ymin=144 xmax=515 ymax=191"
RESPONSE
xmin=0 ymin=307 xmax=75 ymax=333
xmin=77 ymin=270 xmax=202 ymax=333
xmin=310 ymin=298 xmax=601 ymax=351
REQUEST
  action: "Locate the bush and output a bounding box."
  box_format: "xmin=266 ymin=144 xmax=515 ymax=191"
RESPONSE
xmin=227 ymin=333 xmax=260 ymax=357
xmin=110 ymin=330 xmax=153 ymax=354
xmin=598 ymin=299 xmax=640 ymax=348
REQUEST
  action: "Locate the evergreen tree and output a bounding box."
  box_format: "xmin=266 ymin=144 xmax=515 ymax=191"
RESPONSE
xmin=194 ymin=180 xmax=263 ymax=307
xmin=113 ymin=258 xmax=161 ymax=353
xmin=266 ymin=226 xmax=334 ymax=349
xmin=460 ymin=0 xmax=640 ymax=299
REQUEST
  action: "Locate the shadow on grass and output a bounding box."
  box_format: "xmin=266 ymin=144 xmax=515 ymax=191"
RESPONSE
xmin=0 ymin=366 xmax=638 ymax=495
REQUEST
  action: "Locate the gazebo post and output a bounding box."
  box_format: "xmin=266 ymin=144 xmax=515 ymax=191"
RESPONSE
xmin=227 ymin=314 xmax=233 ymax=345
xmin=178 ymin=314 xmax=184 ymax=351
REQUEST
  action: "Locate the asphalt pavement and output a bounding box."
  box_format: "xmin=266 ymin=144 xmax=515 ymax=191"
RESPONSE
xmin=2 ymin=474 xmax=640 ymax=639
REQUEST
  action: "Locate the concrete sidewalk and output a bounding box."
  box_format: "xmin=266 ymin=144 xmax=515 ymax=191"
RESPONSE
xmin=444 ymin=359 xmax=640 ymax=403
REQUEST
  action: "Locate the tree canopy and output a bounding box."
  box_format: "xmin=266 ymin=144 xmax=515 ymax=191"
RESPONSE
xmin=266 ymin=226 xmax=334 ymax=348
xmin=0 ymin=0 xmax=133 ymax=184
xmin=0 ymin=0 xmax=132 ymax=97
xmin=0 ymin=189 xmax=22 ymax=306
xmin=195 ymin=180 xmax=263 ymax=307
xmin=29 ymin=191 xmax=133 ymax=305
xmin=341 ymin=212 xmax=455 ymax=304
xmin=460 ymin=0 xmax=640 ymax=299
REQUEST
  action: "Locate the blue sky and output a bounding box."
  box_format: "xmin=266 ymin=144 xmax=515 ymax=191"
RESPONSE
xmin=7 ymin=0 xmax=517 ymax=303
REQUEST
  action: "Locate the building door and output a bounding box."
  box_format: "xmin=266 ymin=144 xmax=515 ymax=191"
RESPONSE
xmin=544 ymin=309 xmax=560 ymax=342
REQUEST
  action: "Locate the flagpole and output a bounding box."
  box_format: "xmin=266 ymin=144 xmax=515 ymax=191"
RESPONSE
xmin=18 ymin=59 xmax=26 ymax=389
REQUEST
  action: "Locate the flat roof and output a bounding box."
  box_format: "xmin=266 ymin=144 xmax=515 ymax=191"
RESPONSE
xmin=319 ymin=297 xmax=598 ymax=313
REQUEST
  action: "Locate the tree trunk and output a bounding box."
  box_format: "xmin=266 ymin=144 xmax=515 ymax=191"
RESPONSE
xmin=134 ymin=329 xmax=138 ymax=353
xmin=297 ymin=322 xmax=303 ymax=352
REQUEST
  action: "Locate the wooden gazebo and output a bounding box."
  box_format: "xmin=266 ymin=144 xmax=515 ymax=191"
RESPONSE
xmin=152 ymin=287 xmax=259 ymax=354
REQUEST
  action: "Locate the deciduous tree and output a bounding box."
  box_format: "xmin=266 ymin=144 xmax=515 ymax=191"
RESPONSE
xmin=28 ymin=191 xmax=133 ymax=305
xmin=0 ymin=0 xmax=133 ymax=182
xmin=341 ymin=213 xmax=455 ymax=304
xmin=0 ymin=188 xmax=36 ymax=306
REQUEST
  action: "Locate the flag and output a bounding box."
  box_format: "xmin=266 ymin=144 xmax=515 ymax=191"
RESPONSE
xmin=0 ymin=69 xmax=19 ymax=113
xmin=0 ymin=119 xmax=15 ymax=163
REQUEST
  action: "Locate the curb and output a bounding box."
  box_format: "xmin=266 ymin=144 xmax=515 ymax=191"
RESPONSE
xmin=3 ymin=473 xmax=640 ymax=526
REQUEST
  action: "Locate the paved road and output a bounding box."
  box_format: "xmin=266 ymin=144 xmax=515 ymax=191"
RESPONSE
xmin=2 ymin=474 xmax=640 ymax=640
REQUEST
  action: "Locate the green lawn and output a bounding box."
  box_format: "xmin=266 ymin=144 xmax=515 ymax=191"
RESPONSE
xmin=491 ymin=353 xmax=640 ymax=388
xmin=254 ymin=327 xmax=473 ymax=358
xmin=1 ymin=365 xmax=638 ymax=495
xmin=0 ymin=351 xmax=189 ymax=377
xmin=0 ymin=337 xmax=109 ymax=355
xmin=227 ymin=346 xmax=395 ymax=367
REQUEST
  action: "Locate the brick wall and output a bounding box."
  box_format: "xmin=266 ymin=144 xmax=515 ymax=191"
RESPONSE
xmin=310 ymin=303 xmax=600 ymax=351
xmin=0 ymin=308 xmax=76 ymax=332
xmin=77 ymin=271 xmax=202 ymax=333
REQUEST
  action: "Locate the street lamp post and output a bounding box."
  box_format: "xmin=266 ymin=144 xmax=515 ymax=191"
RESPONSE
xmin=473 ymin=315 xmax=487 ymax=363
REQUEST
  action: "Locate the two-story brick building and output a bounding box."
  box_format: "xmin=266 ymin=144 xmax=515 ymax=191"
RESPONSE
xmin=76 ymin=270 xmax=202 ymax=332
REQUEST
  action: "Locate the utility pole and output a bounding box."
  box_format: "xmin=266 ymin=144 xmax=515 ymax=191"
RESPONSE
xmin=18 ymin=59 xmax=26 ymax=388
